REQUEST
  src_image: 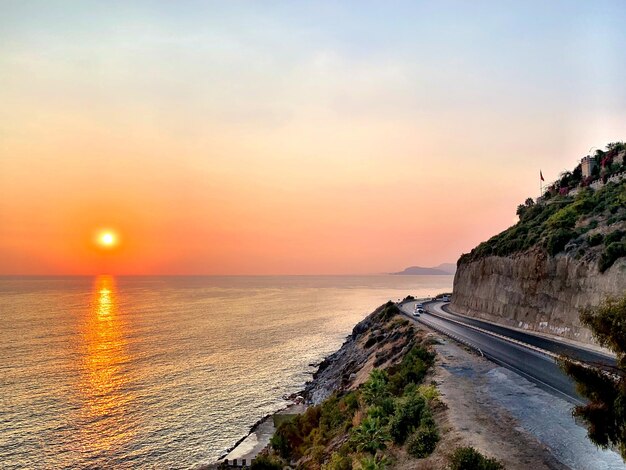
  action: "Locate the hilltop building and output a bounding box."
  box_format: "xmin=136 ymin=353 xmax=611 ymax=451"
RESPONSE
xmin=581 ymin=156 xmax=597 ymax=178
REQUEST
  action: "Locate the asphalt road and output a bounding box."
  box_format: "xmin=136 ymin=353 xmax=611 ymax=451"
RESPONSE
xmin=399 ymin=300 xmax=587 ymax=404
xmin=432 ymin=302 xmax=616 ymax=367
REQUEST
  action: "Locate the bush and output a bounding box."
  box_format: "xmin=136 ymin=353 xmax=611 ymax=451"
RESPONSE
xmin=561 ymin=294 xmax=626 ymax=461
xmin=605 ymin=229 xmax=625 ymax=245
xmin=389 ymin=392 xmax=426 ymax=444
xmin=350 ymin=416 xmax=390 ymax=453
xmin=546 ymin=228 xmax=575 ymax=256
xmin=406 ymin=425 xmax=439 ymax=458
xmin=358 ymin=455 xmax=389 ymax=470
xmin=323 ymin=451 xmax=352 ymax=470
xmin=588 ymin=233 xmax=604 ymax=246
xmin=417 ymin=384 xmax=439 ymax=401
xmin=379 ymin=302 xmax=399 ymax=321
xmin=271 ymin=418 xmax=301 ymax=459
xmin=449 ymin=447 xmax=504 ymax=470
xmin=251 ymin=454 xmax=283 ymax=470
xmin=599 ymin=242 xmax=626 ymax=272
xmin=387 ymin=346 xmax=435 ymax=395
xmin=547 ymin=206 xmax=578 ymax=230
xmin=362 ymin=369 xmax=391 ymax=406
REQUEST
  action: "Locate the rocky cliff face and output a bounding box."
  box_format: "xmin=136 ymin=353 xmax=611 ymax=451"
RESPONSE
xmin=452 ymin=251 xmax=626 ymax=344
xmin=304 ymin=301 xmax=421 ymax=404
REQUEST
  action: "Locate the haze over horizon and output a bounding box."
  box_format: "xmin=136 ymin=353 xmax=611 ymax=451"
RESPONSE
xmin=1 ymin=1 xmax=625 ymax=275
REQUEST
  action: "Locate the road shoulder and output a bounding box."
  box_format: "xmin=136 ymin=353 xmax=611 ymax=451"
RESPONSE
xmin=424 ymin=328 xmax=625 ymax=470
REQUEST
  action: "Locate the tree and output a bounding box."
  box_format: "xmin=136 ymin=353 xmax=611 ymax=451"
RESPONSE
xmin=560 ymin=294 xmax=626 ymax=460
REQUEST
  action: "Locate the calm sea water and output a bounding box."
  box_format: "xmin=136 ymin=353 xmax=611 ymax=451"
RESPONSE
xmin=0 ymin=275 xmax=453 ymax=469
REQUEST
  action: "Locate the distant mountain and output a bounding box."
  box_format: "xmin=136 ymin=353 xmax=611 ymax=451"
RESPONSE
xmin=433 ymin=263 xmax=457 ymax=274
xmin=391 ymin=263 xmax=456 ymax=275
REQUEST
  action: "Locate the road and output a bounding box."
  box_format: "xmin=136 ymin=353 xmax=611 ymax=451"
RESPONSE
xmin=399 ymin=300 xmax=595 ymax=404
xmin=432 ymin=302 xmax=615 ymax=366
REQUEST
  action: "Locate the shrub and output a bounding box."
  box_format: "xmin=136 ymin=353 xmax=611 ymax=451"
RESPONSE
xmin=367 ymin=405 xmax=389 ymax=421
xmin=546 ymin=228 xmax=575 ymax=256
xmin=362 ymin=369 xmax=391 ymax=406
xmin=358 ymin=455 xmax=389 ymax=470
xmin=605 ymin=229 xmax=625 ymax=245
xmin=379 ymin=302 xmax=399 ymax=321
xmin=271 ymin=418 xmax=301 ymax=459
xmin=323 ymin=451 xmax=352 ymax=470
xmin=343 ymin=391 xmax=359 ymax=413
xmin=588 ymin=233 xmax=604 ymax=246
xmin=417 ymin=384 xmax=439 ymax=401
xmin=350 ymin=417 xmax=390 ymax=453
xmin=449 ymin=447 xmax=504 ymax=470
xmin=546 ymin=206 xmax=578 ymax=230
xmin=599 ymin=242 xmax=626 ymax=272
xmin=406 ymin=425 xmax=439 ymax=458
xmin=387 ymin=346 xmax=434 ymax=394
xmin=250 ymin=455 xmax=283 ymax=470
xmin=561 ymin=294 xmax=626 ymax=461
xmin=389 ymin=392 xmax=426 ymax=444
xmin=319 ymin=394 xmax=357 ymax=436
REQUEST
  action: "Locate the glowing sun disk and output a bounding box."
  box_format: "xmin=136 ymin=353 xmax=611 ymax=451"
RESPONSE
xmin=97 ymin=231 xmax=118 ymax=248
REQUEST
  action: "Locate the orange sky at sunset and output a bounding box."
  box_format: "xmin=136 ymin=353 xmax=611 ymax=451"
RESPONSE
xmin=1 ymin=2 xmax=625 ymax=275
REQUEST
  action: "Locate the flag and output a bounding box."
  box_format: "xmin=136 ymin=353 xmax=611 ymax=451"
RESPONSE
xmin=540 ymin=170 xmax=544 ymax=181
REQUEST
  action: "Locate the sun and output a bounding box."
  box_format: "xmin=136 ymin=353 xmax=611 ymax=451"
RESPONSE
xmin=97 ymin=230 xmax=118 ymax=249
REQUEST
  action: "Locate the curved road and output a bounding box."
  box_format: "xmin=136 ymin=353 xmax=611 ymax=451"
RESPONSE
xmin=434 ymin=302 xmax=615 ymax=366
xmin=399 ymin=300 xmax=598 ymax=405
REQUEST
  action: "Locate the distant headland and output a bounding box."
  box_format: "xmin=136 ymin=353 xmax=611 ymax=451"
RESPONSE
xmin=391 ymin=263 xmax=456 ymax=275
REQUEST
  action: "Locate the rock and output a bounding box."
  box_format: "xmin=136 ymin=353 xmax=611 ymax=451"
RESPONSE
xmin=452 ymin=252 xmax=626 ymax=344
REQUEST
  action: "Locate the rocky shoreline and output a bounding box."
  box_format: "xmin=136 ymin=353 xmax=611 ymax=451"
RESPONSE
xmin=205 ymin=301 xmax=415 ymax=467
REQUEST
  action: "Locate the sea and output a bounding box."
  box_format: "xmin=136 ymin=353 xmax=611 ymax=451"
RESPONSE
xmin=0 ymin=275 xmax=453 ymax=469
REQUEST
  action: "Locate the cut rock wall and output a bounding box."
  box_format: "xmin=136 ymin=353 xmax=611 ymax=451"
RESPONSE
xmin=451 ymin=252 xmax=626 ymax=344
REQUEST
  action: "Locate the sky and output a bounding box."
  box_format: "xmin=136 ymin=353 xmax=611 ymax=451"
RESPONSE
xmin=1 ymin=1 xmax=625 ymax=275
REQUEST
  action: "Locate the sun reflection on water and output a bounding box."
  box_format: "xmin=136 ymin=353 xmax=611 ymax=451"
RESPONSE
xmin=78 ymin=275 xmax=135 ymax=455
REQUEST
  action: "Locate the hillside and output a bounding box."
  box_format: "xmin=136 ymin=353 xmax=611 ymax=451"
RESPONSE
xmin=452 ymin=143 xmax=626 ymax=344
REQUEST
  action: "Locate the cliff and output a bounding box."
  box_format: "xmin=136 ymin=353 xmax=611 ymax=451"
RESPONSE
xmin=304 ymin=301 xmax=423 ymax=404
xmin=452 ymin=250 xmax=625 ymax=343
xmin=452 ymin=147 xmax=626 ymax=344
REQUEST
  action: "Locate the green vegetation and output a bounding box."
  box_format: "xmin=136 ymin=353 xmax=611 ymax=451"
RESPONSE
xmin=406 ymin=425 xmax=439 ymax=458
xmin=460 ymin=175 xmax=626 ymax=269
xmin=351 ymin=416 xmax=391 ymax=452
xmin=388 ymin=391 xmax=428 ymax=445
xmin=599 ymin=241 xmax=626 ymax=272
xmin=358 ymin=455 xmax=389 ymax=470
xmin=560 ymin=293 xmax=626 ymax=461
xmin=267 ymin=306 xmax=440 ymax=468
xmin=250 ymin=454 xmax=283 ymax=470
xmin=449 ymin=447 xmax=504 ymax=470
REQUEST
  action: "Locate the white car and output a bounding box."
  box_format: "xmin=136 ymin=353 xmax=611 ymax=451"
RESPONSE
xmin=442 ymin=295 xmax=451 ymax=302
xmin=413 ymin=307 xmax=425 ymax=316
